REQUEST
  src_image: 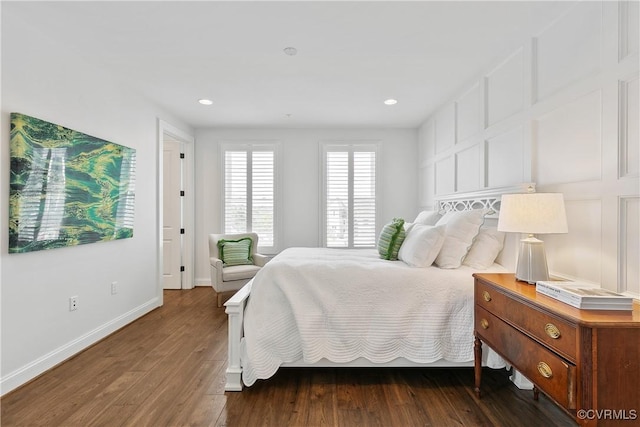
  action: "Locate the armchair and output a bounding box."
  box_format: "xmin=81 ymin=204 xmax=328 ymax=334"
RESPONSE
xmin=208 ymin=232 xmax=269 ymax=307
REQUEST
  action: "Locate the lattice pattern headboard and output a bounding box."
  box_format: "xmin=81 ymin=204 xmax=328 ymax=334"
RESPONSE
xmin=432 ymin=183 xmax=536 ymax=268
xmin=434 ymin=183 xmax=535 ymax=219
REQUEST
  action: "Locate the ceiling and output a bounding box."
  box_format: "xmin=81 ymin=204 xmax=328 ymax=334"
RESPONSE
xmin=3 ymin=1 xmax=574 ymax=129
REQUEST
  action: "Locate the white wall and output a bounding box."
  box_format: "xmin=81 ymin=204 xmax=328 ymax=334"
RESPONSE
xmin=418 ymin=1 xmax=639 ymax=295
xmin=194 ymin=128 xmax=418 ymax=284
xmin=0 ymin=8 xmax=193 ymax=393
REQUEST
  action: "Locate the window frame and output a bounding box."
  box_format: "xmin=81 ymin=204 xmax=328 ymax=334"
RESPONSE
xmin=320 ymin=141 xmax=380 ymax=248
xmin=219 ymin=141 xmax=281 ymax=254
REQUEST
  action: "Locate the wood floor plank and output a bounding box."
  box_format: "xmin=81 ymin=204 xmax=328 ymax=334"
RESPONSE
xmin=283 ymin=370 xmax=315 ymax=426
xmin=62 ymin=370 xmax=147 ymax=426
xmin=1 ymin=287 xmax=577 ymax=427
xmin=173 ymin=394 xmax=227 ymax=427
xmin=406 ymin=370 xmax=469 ymax=426
xmin=306 ymin=370 xmax=338 ymax=426
xmin=381 ymin=371 xmax=432 ymax=426
xmin=426 ymin=369 xmax=493 ymax=426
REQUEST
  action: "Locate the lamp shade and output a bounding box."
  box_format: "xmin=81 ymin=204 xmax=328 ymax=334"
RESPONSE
xmin=498 ymin=193 xmax=568 ymax=234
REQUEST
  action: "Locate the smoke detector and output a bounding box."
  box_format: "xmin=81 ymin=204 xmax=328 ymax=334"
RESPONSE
xmin=283 ymin=47 xmax=298 ymax=56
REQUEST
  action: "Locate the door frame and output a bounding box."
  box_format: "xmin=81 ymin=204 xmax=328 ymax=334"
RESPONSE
xmin=157 ymin=119 xmax=195 ymax=303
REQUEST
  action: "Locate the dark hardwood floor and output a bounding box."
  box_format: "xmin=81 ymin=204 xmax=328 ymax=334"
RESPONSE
xmin=1 ymin=287 xmax=577 ymax=426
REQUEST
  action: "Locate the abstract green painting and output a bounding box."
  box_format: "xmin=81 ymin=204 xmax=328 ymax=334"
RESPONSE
xmin=9 ymin=113 xmax=136 ymax=253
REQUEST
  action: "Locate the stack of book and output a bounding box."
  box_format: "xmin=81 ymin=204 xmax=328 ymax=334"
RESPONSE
xmin=536 ymin=281 xmax=634 ymax=310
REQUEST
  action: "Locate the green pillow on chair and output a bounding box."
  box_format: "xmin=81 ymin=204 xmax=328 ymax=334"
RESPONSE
xmin=217 ymin=237 xmax=253 ymax=266
xmin=377 ymin=218 xmax=406 ymax=261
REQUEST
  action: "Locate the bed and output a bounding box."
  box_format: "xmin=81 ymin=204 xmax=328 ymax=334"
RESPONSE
xmin=224 ymin=184 xmax=534 ymax=391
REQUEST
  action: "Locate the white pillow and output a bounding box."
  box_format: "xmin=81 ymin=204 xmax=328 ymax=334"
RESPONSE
xmin=434 ymin=209 xmax=486 ymax=269
xmin=413 ymin=210 xmax=442 ymax=226
xmin=403 ymin=222 xmax=416 ymax=234
xmin=398 ymin=224 xmax=446 ymax=268
xmin=463 ymin=227 xmax=506 ymax=269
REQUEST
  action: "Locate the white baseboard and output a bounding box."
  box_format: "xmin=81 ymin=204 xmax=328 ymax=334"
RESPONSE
xmin=195 ymin=277 xmax=211 ymax=287
xmin=0 ymin=297 xmax=160 ymax=396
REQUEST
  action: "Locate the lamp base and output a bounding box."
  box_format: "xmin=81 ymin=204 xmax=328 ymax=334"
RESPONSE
xmin=515 ymin=236 xmax=549 ymax=285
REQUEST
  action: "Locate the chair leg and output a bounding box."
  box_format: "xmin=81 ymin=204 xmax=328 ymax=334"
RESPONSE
xmin=216 ymin=291 xmax=223 ymax=308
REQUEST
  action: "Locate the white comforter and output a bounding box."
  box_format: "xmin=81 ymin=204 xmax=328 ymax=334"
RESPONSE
xmin=241 ymin=247 xmax=506 ymax=386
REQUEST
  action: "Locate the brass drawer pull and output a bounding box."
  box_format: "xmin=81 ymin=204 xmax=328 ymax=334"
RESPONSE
xmin=537 ymin=362 xmax=553 ymax=379
xmin=545 ymin=323 xmax=561 ymax=339
xmin=480 ymin=319 xmax=489 ymax=329
xmin=482 ymin=291 xmax=492 ymax=302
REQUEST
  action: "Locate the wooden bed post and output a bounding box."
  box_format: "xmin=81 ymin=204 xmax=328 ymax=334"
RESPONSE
xmin=224 ymin=281 xmax=253 ymax=391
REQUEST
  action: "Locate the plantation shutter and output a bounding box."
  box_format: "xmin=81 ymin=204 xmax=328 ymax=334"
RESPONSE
xmin=324 ymin=146 xmax=377 ymax=248
xmin=224 ymin=151 xmax=247 ymax=234
xmin=223 ymin=148 xmax=275 ymax=249
xmin=251 ymin=151 xmax=274 ymax=247
xmin=326 ymin=151 xmax=349 ymax=247
xmin=353 ymin=151 xmax=376 ymax=247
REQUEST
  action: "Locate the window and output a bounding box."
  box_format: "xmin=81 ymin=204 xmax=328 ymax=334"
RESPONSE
xmin=322 ymin=143 xmax=378 ymax=248
xmin=221 ymin=143 xmax=279 ymax=252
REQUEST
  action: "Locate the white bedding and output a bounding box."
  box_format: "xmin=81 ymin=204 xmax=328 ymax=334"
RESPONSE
xmin=240 ymin=247 xmax=507 ymax=386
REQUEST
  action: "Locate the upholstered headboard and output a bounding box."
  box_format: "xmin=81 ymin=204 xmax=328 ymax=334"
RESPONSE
xmin=432 ymin=183 xmax=536 ymax=269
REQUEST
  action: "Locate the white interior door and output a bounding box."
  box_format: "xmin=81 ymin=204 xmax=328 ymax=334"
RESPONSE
xmin=163 ymin=138 xmax=182 ymax=289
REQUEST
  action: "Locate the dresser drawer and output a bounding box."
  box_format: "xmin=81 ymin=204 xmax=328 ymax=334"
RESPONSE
xmin=475 ymin=281 xmax=577 ymax=362
xmin=475 ymin=306 xmax=577 ymax=409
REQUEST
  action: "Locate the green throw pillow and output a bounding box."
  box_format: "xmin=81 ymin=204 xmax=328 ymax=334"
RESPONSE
xmin=377 ymin=218 xmax=406 ymax=261
xmin=217 ymin=237 xmax=253 ymax=266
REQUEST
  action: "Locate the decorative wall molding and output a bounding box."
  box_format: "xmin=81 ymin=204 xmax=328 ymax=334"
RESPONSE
xmin=533 ymin=1 xmax=602 ymax=102
xmin=619 ymin=0 xmax=640 ymax=62
xmin=455 ymin=82 xmax=482 ymax=143
xmin=455 ymin=145 xmax=481 ymax=193
xmin=484 ymin=47 xmax=525 ymax=127
xmin=619 ymin=75 xmax=639 ymax=179
xmin=419 ymin=1 xmax=638 ymax=294
xmin=435 ymin=155 xmax=455 ymax=195
xmin=546 ymin=198 xmax=603 ymax=284
xmin=435 ymin=104 xmax=456 ymax=154
xmin=419 ymin=164 xmax=435 ymax=208
xmin=485 ymin=126 xmax=525 ymax=188
xmin=534 ymin=90 xmax=603 ymax=185
xmin=419 ymin=120 xmax=435 ymax=166
xmin=619 ymin=196 xmax=639 ymax=297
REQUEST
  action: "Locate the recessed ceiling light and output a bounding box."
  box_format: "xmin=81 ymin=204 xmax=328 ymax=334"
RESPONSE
xmin=283 ymin=47 xmax=297 ymax=56
xmin=198 ymin=99 xmax=213 ymax=105
xmin=384 ymin=99 xmax=398 ymax=106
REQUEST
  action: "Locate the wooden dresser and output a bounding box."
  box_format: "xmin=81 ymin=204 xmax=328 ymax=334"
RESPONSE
xmin=473 ymin=273 xmax=640 ymax=427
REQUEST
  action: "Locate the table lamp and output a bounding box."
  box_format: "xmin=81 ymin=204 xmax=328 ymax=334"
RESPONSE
xmin=497 ymin=193 xmax=568 ymax=284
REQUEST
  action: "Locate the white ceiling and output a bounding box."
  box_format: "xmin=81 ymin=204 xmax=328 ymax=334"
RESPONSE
xmin=3 ymin=1 xmax=575 ymax=129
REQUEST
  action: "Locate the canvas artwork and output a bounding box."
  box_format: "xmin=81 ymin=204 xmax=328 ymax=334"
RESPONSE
xmin=9 ymin=113 xmax=136 ymax=253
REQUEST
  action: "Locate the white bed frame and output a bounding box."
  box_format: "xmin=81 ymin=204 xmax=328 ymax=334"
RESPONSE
xmin=224 ymin=183 xmax=535 ymax=391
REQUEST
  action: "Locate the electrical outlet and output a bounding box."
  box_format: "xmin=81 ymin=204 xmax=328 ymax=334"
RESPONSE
xmin=69 ymin=296 xmax=78 ymax=311
xmin=111 ymin=281 xmax=118 ymax=295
